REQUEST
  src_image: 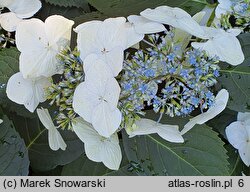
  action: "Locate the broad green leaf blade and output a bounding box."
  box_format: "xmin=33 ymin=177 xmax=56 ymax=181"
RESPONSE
xmin=226 ymin=145 xmax=248 ymax=176
xmin=0 ymin=47 xmax=19 ymax=83
xmin=62 ymin=152 xmax=136 ymax=176
xmin=37 ymin=1 xmax=87 ymax=21
xmin=45 ymin=0 xmax=89 ymax=9
xmin=86 ymin=0 xmax=208 ymax=17
xmin=123 ymin=111 xmax=229 ymax=176
xmin=207 ymin=108 xmax=237 ymax=139
xmin=218 ymin=33 xmax=250 ymax=112
xmin=0 ymin=116 xmax=29 ymax=175
xmin=10 ymin=114 xmax=84 ymax=172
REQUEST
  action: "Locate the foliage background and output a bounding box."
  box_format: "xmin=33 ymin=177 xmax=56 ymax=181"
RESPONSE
xmin=0 ymin=0 xmax=249 ymax=176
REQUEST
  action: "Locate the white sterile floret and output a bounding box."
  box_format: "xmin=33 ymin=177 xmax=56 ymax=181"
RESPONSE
xmin=192 ymin=27 xmax=244 ymax=66
xmin=140 ymin=6 xmax=208 ymax=39
xmin=73 ymin=55 xmax=122 ymax=138
xmin=0 ymin=119 xmax=2 ymax=124
xmin=74 ymin=17 xmax=143 ymax=77
xmin=127 ymin=118 xmax=184 ymax=143
xmin=37 ymin=108 xmax=67 ymax=151
xmin=15 ymin=15 xmax=74 ymax=78
xmin=181 ymin=89 xmax=229 ymax=135
xmin=127 ymin=15 xmax=166 ymax=34
xmin=215 ymin=0 xmax=232 ymax=18
xmin=226 ymin=112 xmax=250 ymax=166
xmin=6 ymin=72 xmax=51 ymax=112
xmin=72 ymin=118 xmax=122 ymax=170
xmin=0 ymin=0 xmax=41 ymax=32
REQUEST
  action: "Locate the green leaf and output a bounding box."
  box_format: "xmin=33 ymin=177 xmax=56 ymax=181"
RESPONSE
xmin=0 ymin=47 xmax=19 ymax=83
xmin=0 ymin=115 xmax=29 ymax=175
xmin=45 ymin=0 xmax=89 ymax=9
xmin=123 ymin=111 xmax=229 ymax=176
xmin=86 ymin=0 xmax=208 ymax=17
xmin=218 ymin=33 xmax=250 ymax=112
xmin=9 ymin=113 xmax=84 ymax=172
xmin=37 ymin=1 xmax=88 ymax=21
xmin=61 ymin=155 xmax=136 ymax=176
xmin=206 ymin=108 xmax=237 ymax=139
xmin=226 ymin=145 xmax=248 ymax=176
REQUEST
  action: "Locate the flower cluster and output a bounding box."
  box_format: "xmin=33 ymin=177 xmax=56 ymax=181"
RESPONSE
xmin=3 ymin=3 xmax=246 ymax=171
xmin=215 ymin=0 xmax=250 ymax=32
xmin=120 ymin=31 xmax=220 ymax=119
xmin=46 ymin=48 xmax=84 ymax=130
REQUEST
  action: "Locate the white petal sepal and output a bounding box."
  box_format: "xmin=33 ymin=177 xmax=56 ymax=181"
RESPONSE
xmin=127 ymin=118 xmax=184 ymax=143
xmin=181 ymin=89 xmax=229 ymax=135
xmin=127 ymin=15 xmax=166 ymax=34
xmin=72 ymin=118 xmax=122 ymax=170
xmin=215 ymin=0 xmax=232 ymax=18
xmin=37 ymin=108 xmax=67 ymax=151
xmin=3 ymin=0 xmax=42 ymax=19
xmin=72 ymin=78 xmax=122 ymax=138
xmin=140 ymin=6 xmax=208 ymax=39
xmin=226 ymin=112 xmax=250 ymax=166
xmin=15 ymin=15 xmax=74 ymax=78
xmin=75 ymin=17 xmax=143 ymax=77
xmin=0 ymin=0 xmax=41 ymax=31
xmin=6 ymin=72 xmax=51 ymax=112
xmin=0 ymin=12 xmax=22 ymax=32
xmin=191 ymin=27 xmax=244 ymax=66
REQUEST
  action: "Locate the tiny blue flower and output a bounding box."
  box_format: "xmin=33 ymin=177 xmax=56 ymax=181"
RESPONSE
xmin=180 ymin=69 xmax=189 ymax=78
xmin=139 ymin=84 xmax=148 ymax=94
xmin=167 ymin=53 xmax=175 ymax=62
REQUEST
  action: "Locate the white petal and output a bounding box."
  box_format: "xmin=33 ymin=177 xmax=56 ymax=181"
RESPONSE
xmin=0 ymin=12 xmax=22 ymax=32
xmin=103 ymin=78 xmax=121 ymax=109
xmin=226 ymin=121 xmax=248 ymax=149
xmin=130 ymin=118 xmax=159 ymax=137
xmin=45 ymin=15 xmax=74 ymax=48
xmin=181 ymin=89 xmax=229 ymax=135
xmin=123 ymin=22 xmax=144 ymax=48
xmin=36 ymin=108 xmax=55 ymax=130
xmin=100 ymin=47 xmax=124 ymax=77
xmin=238 ymin=142 xmax=250 ymax=167
xmin=141 ymin=6 xmax=208 ymax=39
xmin=237 ymin=112 xmax=250 ymax=122
xmin=72 ymin=118 xmax=122 ymax=169
xmin=0 ymin=0 xmax=13 ymax=7
xmin=72 ymin=82 xmax=100 ymax=123
xmin=97 ymin=17 xmax=127 ymax=50
xmin=6 ymin=72 xmax=32 ymax=106
xmin=100 ymin=134 xmax=122 ymax=170
xmin=74 ymin=20 xmax=102 ymax=60
xmin=15 ymin=18 xmax=47 ymax=52
xmin=19 ymin=50 xmax=60 ymax=78
xmin=215 ymin=0 xmax=232 ymax=18
xmin=174 ymin=11 xmax=206 ymax=49
xmin=131 ymin=118 xmax=184 ymax=143
xmin=84 ymin=54 xmax=113 ymax=85
xmin=6 ymin=72 xmax=49 ymax=112
xmin=0 ymin=119 xmax=3 ymax=124
xmin=92 ymin=102 xmax=122 ymax=138
xmin=48 ymin=128 xmax=67 ymax=151
xmin=227 ymin=28 xmax=242 ymax=36
xmin=72 ymin=118 xmax=102 ymax=161
xmin=127 ymin=15 xmax=166 ymax=34
xmin=157 ymin=125 xmax=184 ymax=143
xmin=6 ymin=0 xmax=41 ymax=18
xmin=192 ymin=28 xmax=244 ymax=66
